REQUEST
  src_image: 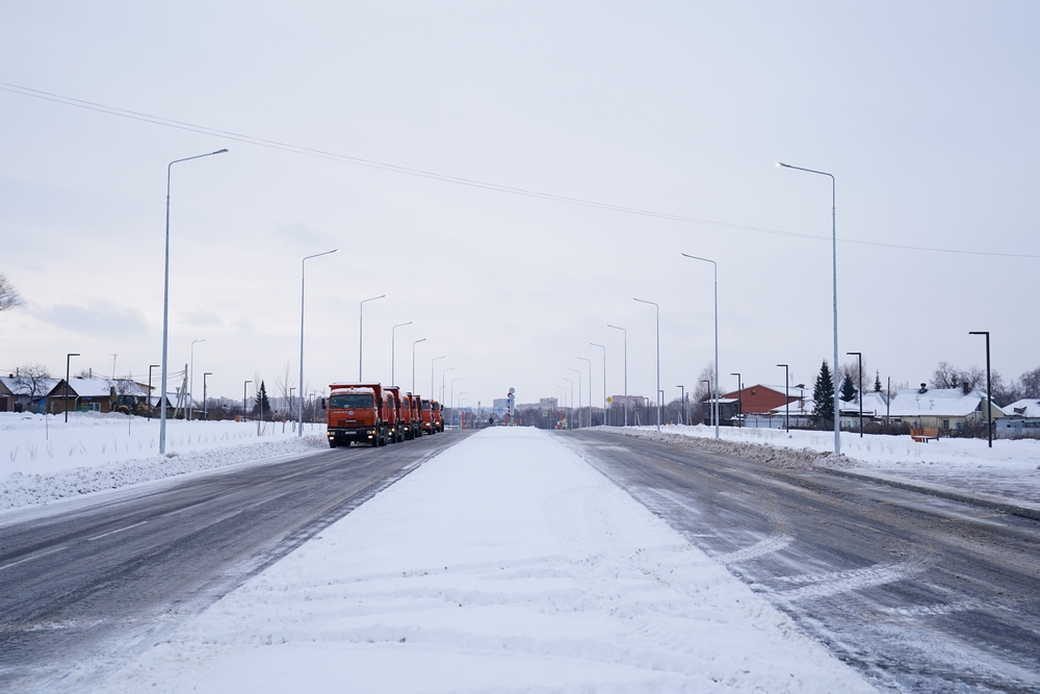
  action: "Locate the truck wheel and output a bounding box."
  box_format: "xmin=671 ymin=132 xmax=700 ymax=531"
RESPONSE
xmin=328 ymin=440 xmax=338 ymax=448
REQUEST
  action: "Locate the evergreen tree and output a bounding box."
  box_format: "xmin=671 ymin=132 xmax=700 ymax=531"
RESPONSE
xmin=812 ymin=361 xmax=835 ymax=428
xmin=873 ymin=371 xmax=882 ymax=393
xmin=840 ymin=373 xmax=857 ymax=402
xmin=253 ymin=380 xmax=272 ymax=416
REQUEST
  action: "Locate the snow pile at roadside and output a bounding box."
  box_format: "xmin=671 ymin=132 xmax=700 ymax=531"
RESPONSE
xmin=98 ymin=427 xmax=874 ymax=694
xmin=1 ymin=411 xmax=324 ymax=477
xmin=611 ymin=425 xmax=1040 ymax=505
xmin=1 ymin=412 xmax=329 ymax=510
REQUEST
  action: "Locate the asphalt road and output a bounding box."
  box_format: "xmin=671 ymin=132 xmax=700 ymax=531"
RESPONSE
xmin=561 ymin=429 xmax=1040 ymax=693
xmin=0 ymin=431 xmax=467 ymax=692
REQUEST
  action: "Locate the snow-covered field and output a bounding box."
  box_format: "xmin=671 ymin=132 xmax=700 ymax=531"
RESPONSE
xmin=98 ymin=427 xmax=874 ymax=693
xmin=614 ymin=425 xmax=1040 ymax=505
xmin=0 ymin=412 xmax=327 ymax=511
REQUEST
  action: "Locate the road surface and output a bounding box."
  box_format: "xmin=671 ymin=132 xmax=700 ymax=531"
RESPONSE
xmin=0 ymin=432 xmax=467 ymax=692
xmin=561 ymin=429 xmax=1040 ymax=693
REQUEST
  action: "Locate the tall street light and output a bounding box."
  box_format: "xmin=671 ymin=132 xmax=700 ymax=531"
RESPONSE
xmin=202 ymin=371 xmax=212 ymax=421
xmin=590 ymin=343 xmax=606 ymax=426
xmin=681 ymin=253 xmax=719 ymax=439
xmin=188 ymin=338 xmax=206 ymax=421
xmin=160 ymin=147 xmax=228 ymax=455
xmin=577 ymin=356 xmax=592 ymax=428
xmin=730 ymin=372 xmax=743 ymax=428
xmin=777 ymin=363 xmax=790 ymax=433
xmin=431 ymin=355 xmax=446 ymax=404
xmin=700 ymin=378 xmax=711 ymax=425
xmin=391 ymin=320 xmax=413 ymax=386
xmin=411 ymin=337 xmax=427 ymax=393
xmin=847 ymin=351 xmax=863 ymax=437
xmin=563 ymin=377 xmax=575 ymax=428
xmin=243 ymin=379 xmax=252 ymax=419
xmin=777 ymin=160 xmax=839 ymax=456
xmin=359 ymin=294 xmax=387 ymax=381
xmin=633 ymin=297 xmax=661 ymax=431
xmin=299 ymin=249 xmax=338 ymax=436
xmin=568 ymin=367 xmax=583 ymax=428
xmin=607 ymin=324 xmax=628 ymax=426
xmin=147 ymin=363 xmax=160 ymax=421
xmin=442 ymin=367 xmax=454 ymax=405
xmin=65 ymin=352 xmax=79 ymax=423
xmin=969 ymin=331 xmax=993 ymax=447
xmin=676 ymin=385 xmax=685 ymax=425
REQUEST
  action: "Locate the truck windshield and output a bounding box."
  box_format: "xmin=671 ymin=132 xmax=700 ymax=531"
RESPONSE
xmin=329 ymin=394 xmax=373 ymax=408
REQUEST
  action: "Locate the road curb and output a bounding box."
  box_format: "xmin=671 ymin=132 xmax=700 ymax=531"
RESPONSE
xmin=821 ymin=466 xmax=1040 ymax=522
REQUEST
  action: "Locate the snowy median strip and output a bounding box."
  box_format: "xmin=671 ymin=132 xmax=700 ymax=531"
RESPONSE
xmin=98 ymin=427 xmax=874 ymax=693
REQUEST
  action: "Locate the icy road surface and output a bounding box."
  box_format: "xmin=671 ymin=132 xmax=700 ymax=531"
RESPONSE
xmin=96 ymin=427 xmax=872 ymax=694
xmin=564 ymin=429 xmax=1040 ymax=692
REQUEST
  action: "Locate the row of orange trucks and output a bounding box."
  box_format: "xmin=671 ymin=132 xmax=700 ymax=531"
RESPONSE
xmin=322 ymin=383 xmax=444 ymax=448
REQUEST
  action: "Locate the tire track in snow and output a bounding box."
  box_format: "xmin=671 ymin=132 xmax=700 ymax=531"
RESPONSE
xmin=777 ymin=555 xmax=933 ymax=602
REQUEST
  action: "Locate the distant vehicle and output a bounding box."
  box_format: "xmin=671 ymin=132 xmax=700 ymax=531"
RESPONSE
xmin=383 ymin=386 xmax=407 ymax=443
xmin=406 ymin=392 xmax=422 ymax=439
xmin=420 ymin=398 xmax=435 ymax=435
xmin=431 ymin=400 xmax=444 ymax=432
xmin=324 ymin=383 xmax=393 ymax=448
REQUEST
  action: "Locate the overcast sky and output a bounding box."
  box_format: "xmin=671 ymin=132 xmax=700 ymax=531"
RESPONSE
xmin=2 ymin=1 xmax=1037 ymax=407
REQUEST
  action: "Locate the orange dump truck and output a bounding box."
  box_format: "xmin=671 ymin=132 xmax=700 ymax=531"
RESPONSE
xmin=383 ymin=386 xmax=408 ymax=443
xmin=406 ymin=392 xmax=422 ymax=439
xmin=420 ymin=398 xmax=435 ymax=435
xmin=324 ymin=383 xmax=394 ymax=447
xmin=432 ymin=400 xmax=444 ymax=432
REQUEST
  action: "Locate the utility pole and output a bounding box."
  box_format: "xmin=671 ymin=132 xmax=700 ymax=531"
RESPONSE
xmin=202 ymin=372 xmax=212 ymax=420
xmin=777 ymin=363 xmax=790 ymax=432
xmin=676 ymin=385 xmax=685 ymax=425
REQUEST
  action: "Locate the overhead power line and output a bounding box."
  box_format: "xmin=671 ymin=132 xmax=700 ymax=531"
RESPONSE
xmin=2 ymin=81 xmax=1036 ymax=260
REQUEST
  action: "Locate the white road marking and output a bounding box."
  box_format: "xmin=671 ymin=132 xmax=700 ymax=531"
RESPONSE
xmin=0 ymin=545 xmax=67 ymax=572
xmin=86 ymin=520 xmax=147 ymax=541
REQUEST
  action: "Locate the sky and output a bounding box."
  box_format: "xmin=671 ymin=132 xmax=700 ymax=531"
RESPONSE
xmin=1 ymin=0 xmax=1037 ymax=408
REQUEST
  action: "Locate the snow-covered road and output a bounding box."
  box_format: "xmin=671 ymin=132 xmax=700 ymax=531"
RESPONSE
xmin=98 ymin=427 xmax=873 ymax=693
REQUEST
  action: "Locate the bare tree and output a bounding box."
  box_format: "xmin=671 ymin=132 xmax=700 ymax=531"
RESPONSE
xmin=1019 ymin=368 xmax=1040 ymax=399
xmin=0 ymin=274 xmax=23 ymax=311
xmin=13 ymin=364 xmax=52 ymax=400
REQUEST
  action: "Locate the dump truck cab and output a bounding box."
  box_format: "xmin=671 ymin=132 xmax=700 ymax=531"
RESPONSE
xmin=431 ymin=400 xmax=444 ymax=432
xmin=325 ymin=383 xmax=390 ymax=448
xmin=420 ymin=398 xmax=434 ymax=435
xmin=383 ymin=386 xmax=406 ymax=443
xmin=406 ymin=392 xmax=422 ymax=439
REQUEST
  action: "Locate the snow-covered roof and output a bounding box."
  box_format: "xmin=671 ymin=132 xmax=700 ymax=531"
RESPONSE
xmin=769 ymin=398 xmax=815 ymax=415
xmin=839 ymin=392 xmax=888 ymax=416
xmin=887 ymin=387 xmax=1003 ymax=418
xmin=705 ymin=397 xmax=739 ymax=404
xmin=46 ymin=377 xmax=151 ymax=398
xmin=1001 ymin=399 xmax=1040 ymax=418
xmin=0 ymin=376 xmax=60 ymax=396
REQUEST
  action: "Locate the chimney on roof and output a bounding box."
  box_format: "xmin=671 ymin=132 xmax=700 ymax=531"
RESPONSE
xmin=919 ymin=383 xmax=928 ymax=394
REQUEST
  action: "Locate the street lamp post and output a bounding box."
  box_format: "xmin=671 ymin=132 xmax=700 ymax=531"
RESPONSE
xmin=607 ymin=324 xmax=628 ymax=426
xmin=633 ymin=298 xmax=661 ymax=431
xmin=147 ymin=363 xmax=160 ymax=420
xmin=299 ymin=249 xmax=337 ymax=436
xmin=391 ymin=320 xmax=413 ymax=386
xmin=442 ymin=367 xmax=454 ymax=405
xmin=777 ymin=364 xmax=790 ymax=432
xmin=202 ymin=371 xmax=212 ymax=421
xmin=359 ymin=294 xmax=387 ymax=381
xmin=568 ymin=367 xmax=583 ymax=428
xmin=969 ymin=331 xmax=993 ymax=447
xmin=431 ymin=355 xmax=446 ymax=404
xmin=847 ymin=351 xmax=863 ymax=437
xmin=243 ymin=379 xmax=252 ymax=419
xmin=65 ymin=353 xmax=79 ymax=422
xmin=563 ymin=377 xmax=575 ymax=428
xmin=700 ymin=378 xmax=711 ymax=425
xmin=160 ymin=147 xmax=228 ymax=455
xmin=411 ymin=337 xmax=427 ymax=394
xmin=681 ymin=253 xmax=720 ymax=439
xmin=577 ymin=356 xmax=592 ymax=428
xmin=676 ymin=385 xmax=685 ymax=425
xmin=590 ymin=343 xmax=606 ymax=426
xmin=730 ymin=372 xmax=743 ymax=428
xmin=777 ymin=160 xmax=839 ymax=456
xmin=189 ymin=338 xmax=206 ymax=421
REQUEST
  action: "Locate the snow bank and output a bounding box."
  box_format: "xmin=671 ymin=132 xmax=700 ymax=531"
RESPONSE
xmin=98 ymin=427 xmax=874 ymax=693
xmin=612 ymin=425 xmax=1040 ymax=505
xmin=0 ymin=412 xmax=327 ymax=510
